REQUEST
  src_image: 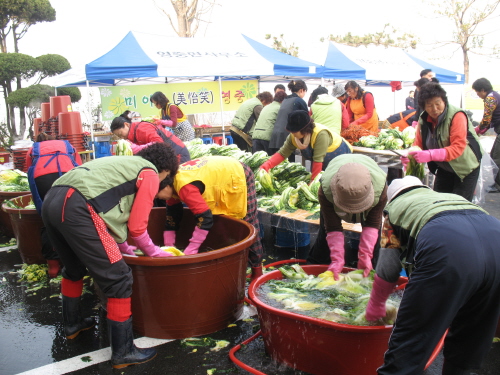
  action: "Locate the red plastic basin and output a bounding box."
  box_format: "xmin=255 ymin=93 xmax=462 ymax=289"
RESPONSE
xmin=248 ymin=265 xmax=444 ymax=375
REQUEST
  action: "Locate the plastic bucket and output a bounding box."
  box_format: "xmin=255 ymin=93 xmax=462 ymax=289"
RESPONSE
xmin=248 ymin=265 xmax=444 ymax=375
xmin=49 ymin=95 xmax=72 ymax=118
xmin=2 ymin=194 xmax=45 ymax=264
xmin=0 ymin=192 xmax=30 ymax=238
xmin=41 ymin=103 xmax=51 ymax=122
xmin=125 ymin=207 xmax=257 ymax=339
xmin=33 ymin=118 xmax=42 ymax=138
xmin=58 ymin=112 xmax=82 ymax=135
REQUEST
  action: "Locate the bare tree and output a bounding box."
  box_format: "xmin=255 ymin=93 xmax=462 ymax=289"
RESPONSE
xmin=428 ymin=0 xmax=500 ymax=83
xmin=154 ymin=0 xmax=219 ymax=37
xmin=265 ymin=34 xmax=299 ymax=57
xmin=323 ymin=24 xmax=418 ymax=50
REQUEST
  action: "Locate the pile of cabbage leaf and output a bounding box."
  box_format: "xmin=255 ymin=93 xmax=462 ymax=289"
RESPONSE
xmin=356 ymin=127 xmax=415 ymax=150
xmin=258 ymin=265 xmax=400 ymax=326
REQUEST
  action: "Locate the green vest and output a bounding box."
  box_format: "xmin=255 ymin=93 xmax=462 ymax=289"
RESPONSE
xmin=252 ymin=101 xmax=280 ymax=141
xmin=386 ymin=188 xmax=486 ymax=240
xmin=54 ymin=156 xmax=158 ymax=242
xmin=231 ymin=97 xmax=262 ymax=135
xmin=311 ymin=94 xmax=342 ymax=134
xmin=321 ymin=154 xmax=386 ymax=222
xmin=419 ymin=104 xmax=482 ymax=180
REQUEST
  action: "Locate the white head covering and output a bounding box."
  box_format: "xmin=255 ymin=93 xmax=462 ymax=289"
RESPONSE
xmin=387 ymin=176 xmax=429 ymax=202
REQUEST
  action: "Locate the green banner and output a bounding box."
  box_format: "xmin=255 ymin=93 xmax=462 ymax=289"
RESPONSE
xmin=99 ymin=80 xmax=258 ymax=121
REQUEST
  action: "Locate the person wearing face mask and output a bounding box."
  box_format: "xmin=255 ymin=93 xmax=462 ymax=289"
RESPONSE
xmin=260 ymin=110 xmax=352 ymax=182
xmin=401 ymin=82 xmax=483 ymax=201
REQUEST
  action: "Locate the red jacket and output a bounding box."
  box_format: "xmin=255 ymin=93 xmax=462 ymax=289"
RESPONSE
xmin=26 ymin=140 xmax=82 ymax=178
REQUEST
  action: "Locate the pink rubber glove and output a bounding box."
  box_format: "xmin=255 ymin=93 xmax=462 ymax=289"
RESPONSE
xmin=117 ymin=241 xmax=137 ymax=256
xmin=408 ymin=148 xmax=447 ymax=164
xmin=365 ymin=275 xmax=398 ymax=321
xmin=475 ymin=126 xmax=488 ymax=135
xmin=326 ymin=231 xmax=345 ymax=280
xmin=132 ymin=231 xmax=173 ymax=257
xmin=400 ymin=156 xmax=409 ymax=171
xmin=163 ymin=231 xmax=176 ymax=247
xmin=260 ymin=153 xmax=286 ymax=172
xmin=357 ymin=227 xmax=378 ymax=277
xmin=130 ymin=142 xmax=155 ymax=154
xmin=184 ymin=227 xmax=209 ymax=255
xmin=154 ymin=119 xmax=173 ymax=127
xmin=411 ymin=121 xmax=418 ymax=128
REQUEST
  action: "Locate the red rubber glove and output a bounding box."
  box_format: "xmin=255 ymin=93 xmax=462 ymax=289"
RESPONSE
xmin=408 ymin=148 xmax=447 ymax=164
xmin=260 ymin=153 xmax=286 ymax=172
xmin=310 ymin=161 xmax=323 ymax=182
xmin=184 ymin=227 xmax=209 ymax=255
xmin=475 ymin=126 xmax=488 ymax=135
xmin=163 ymin=231 xmax=176 ymax=247
xmin=132 ymin=231 xmax=173 ymax=257
xmin=326 ymin=231 xmax=345 ymax=280
xmin=357 ymin=227 xmax=378 ymax=277
xmin=117 ymin=241 xmax=137 ymax=257
xmin=130 ymin=142 xmax=155 ymax=154
xmin=365 ymin=275 xmax=398 ymax=321
xmin=46 ymin=259 xmax=61 ymax=278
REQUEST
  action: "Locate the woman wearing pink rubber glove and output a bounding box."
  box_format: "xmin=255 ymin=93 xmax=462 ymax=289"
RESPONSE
xmin=40 ymin=143 xmax=179 ymax=369
xmin=111 ymin=111 xmax=190 ymax=164
xmin=157 ymin=156 xmax=264 ymax=282
xmin=307 ymin=154 xmax=387 ymax=280
xmin=409 ymin=82 xmax=482 ymax=201
xmin=366 ymin=176 xmax=500 ymax=375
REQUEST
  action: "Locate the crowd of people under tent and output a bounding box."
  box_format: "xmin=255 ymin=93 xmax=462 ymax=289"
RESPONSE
xmin=23 ymin=72 xmax=500 ymax=373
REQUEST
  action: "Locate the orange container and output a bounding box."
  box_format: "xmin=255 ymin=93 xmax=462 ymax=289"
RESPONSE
xmin=41 ymin=102 xmax=51 ymax=122
xmin=248 ymin=265 xmax=444 ymax=375
xmin=125 ymin=207 xmax=256 ymax=339
xmin=59 ymin=112 xmax=83 ymax=135
xmin=33 ymin=118 xmax=42 ymax=138
xmin=49 ymin=95 xmax=72 ymax=118
xmin=2 ymin=194 xmax=45 ymax=264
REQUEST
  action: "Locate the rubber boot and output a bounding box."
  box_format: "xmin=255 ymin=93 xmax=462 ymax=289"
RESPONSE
xmin=250 ymin=266 xmax=263 ymax=282
xmin=108 ymin=317 xmax=157 ymax=369
xmin=62 ymin=296 xmax=96 ymax=339
xmin=46 ymin=259 xmax=61 ymax=279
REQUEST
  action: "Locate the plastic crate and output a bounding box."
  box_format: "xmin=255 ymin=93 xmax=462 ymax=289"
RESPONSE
xmin=94 ymin=141 xmax=112 ymax=158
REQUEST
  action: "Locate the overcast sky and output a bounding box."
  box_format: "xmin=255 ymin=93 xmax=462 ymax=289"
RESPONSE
xmin=16 ymin=0 xmax=499 ymax=80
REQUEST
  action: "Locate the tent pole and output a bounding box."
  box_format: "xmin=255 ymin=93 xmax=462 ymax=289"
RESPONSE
xmin=218 ymin=77 xmax=225 ymax=142
xmin=86 ymin=80 xmax=95 ymax=160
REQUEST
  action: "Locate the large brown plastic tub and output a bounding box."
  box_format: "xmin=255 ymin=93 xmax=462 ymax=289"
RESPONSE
xmin=0 ymin=191 xmax=31 ymax=238
xmin=125 ymin=207 xmax=257 ymax=339
xmin=2 ymin=194 xmax=45 ymax=264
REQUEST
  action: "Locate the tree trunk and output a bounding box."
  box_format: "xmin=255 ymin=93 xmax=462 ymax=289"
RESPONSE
xmin=174 ymin=1 xmax=189 ymax=37
xmin=463 ymin=47 xmax=469 ymax=84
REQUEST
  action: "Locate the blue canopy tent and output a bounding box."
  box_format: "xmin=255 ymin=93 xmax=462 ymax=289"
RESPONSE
xmin=54 ymin=31 xmax=324 ymax=87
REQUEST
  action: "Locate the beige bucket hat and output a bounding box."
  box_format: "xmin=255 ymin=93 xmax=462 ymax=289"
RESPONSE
xmin=331 ymin=163 xmax=374 ymax=213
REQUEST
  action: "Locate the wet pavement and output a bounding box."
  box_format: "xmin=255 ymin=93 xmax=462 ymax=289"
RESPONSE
xmin=1 ymin=191 xmax=500 ymax=375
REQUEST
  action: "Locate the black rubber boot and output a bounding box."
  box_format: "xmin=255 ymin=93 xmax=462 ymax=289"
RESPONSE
xmin=62 ymin=296 xmax=96 ymax=339
xmin=442 ymin=359 xmax=472 ymax=375
xmin=108 ymin=317 xmax=157 ymax=369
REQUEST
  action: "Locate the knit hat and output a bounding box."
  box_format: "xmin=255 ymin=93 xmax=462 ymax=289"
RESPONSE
xmin=331 ymin=163 xmax=374 ymax=213
xmin=331 ymin=83 xmax=346 ymax=98
xmin=387 ymin=176 xmax=428 ymax=202
xmin=286 ymin=110 xmax=311 ymax=133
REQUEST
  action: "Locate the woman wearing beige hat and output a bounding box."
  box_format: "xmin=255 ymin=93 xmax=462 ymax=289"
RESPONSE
xmin=260 ymin=110 xmax=352 ymax=182
xmin=307 ymin=154 xmax=388 ymax=279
